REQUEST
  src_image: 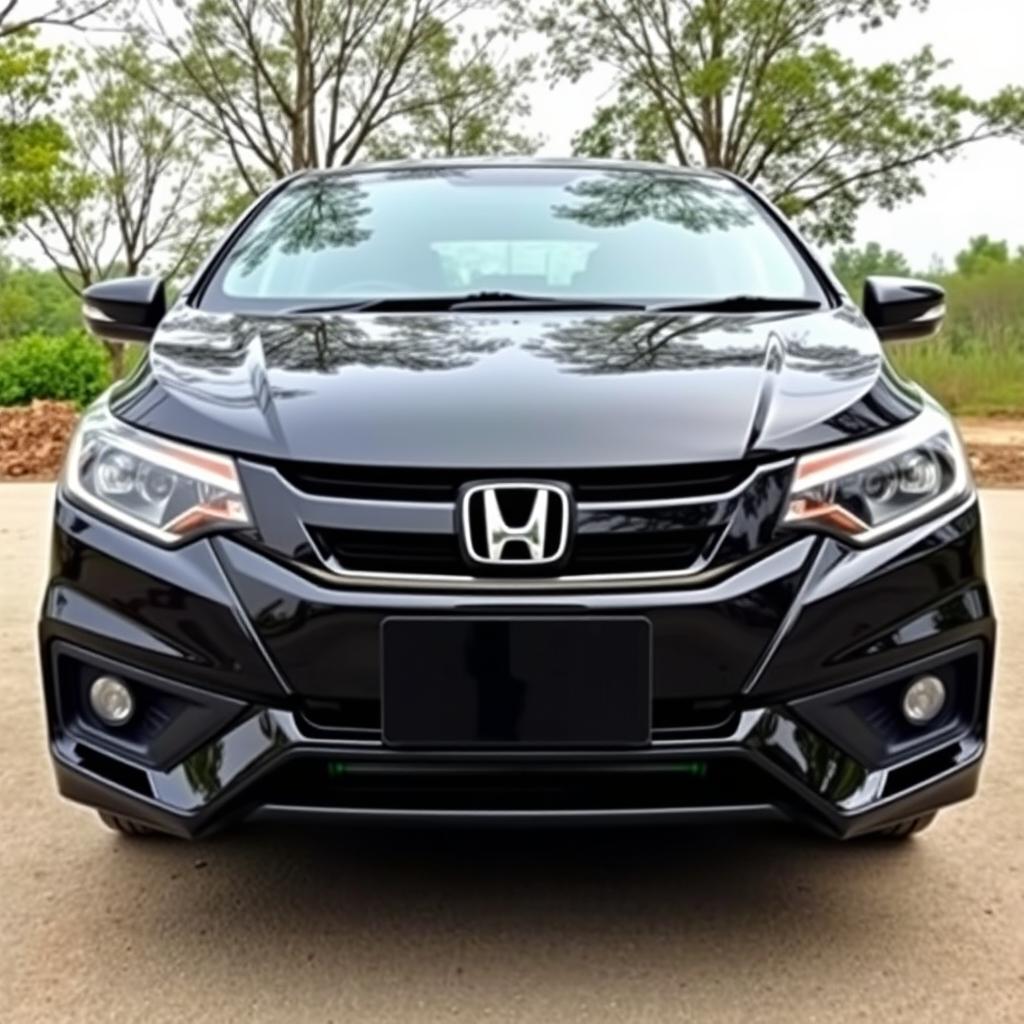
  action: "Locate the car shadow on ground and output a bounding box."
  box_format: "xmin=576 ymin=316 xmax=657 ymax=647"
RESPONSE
xmin=93 ymin=819 xmax=930 ymax=988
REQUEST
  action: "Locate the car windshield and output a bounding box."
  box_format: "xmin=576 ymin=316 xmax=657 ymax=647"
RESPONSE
xmin=201 ymin=166 xmax=825 ymax=312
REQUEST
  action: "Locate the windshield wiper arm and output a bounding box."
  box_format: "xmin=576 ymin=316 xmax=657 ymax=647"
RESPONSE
xmin=646 ymin=295 xmax=823 ymax=314
xmin=284 ymin=292 xmax=647 ymax=315
xmin=448 ymin=291 xmax=648 ymax=311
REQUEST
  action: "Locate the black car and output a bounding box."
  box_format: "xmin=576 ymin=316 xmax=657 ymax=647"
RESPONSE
xmin=40 ymin=159 xmax=994 ymax=841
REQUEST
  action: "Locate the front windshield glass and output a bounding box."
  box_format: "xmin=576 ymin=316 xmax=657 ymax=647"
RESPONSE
xmin=202 ymin=167 xmax=824 ymax=311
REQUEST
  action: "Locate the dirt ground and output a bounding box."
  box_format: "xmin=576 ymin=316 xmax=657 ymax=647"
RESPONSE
xmin=0 ymin=401 xmax=79 ymax=481
xmin=3 ymin=402 xmax=1023 ymax=487
xmin=959 ymin=418 xmax=1024 ymax=488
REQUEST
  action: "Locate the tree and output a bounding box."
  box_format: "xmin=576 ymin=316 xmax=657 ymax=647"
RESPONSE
xmin=368 ymin=30 xmax=539 ymax=158
xmin=0 ymin=0 xmax=114 ymax=38
xmin=0 ymin=34 xmax=72 ymax=235
xmin=832 ymin=241 xmax=910 ymax=297
xmin=532 ymin=0 xmax=1024 ymax=243
xmin=954 ymin=235 xmax=1009 ymax=277
xmin=23 ymin=41 xmax=215 ymax=375
xmin=141 ymin=0 xmax=528 ymax=199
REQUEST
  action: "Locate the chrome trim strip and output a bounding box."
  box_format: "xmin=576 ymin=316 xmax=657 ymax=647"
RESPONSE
xmin=307 ymin=537 xmax=814 ymax=594
xmin=317 ymin=555 xmax=718 ymax=590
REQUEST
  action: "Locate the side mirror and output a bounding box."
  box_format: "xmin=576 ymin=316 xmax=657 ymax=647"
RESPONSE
xmin=863 ymin=276 xmax=945 ymax=344
xmin=82 ymin=277 xmax=167 ymax=344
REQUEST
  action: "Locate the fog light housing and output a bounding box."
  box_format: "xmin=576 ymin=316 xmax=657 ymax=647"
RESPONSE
xmin=89 ymin=675 xmax=135 ymax=727
xmin=902 ymin=675 xmax=947 ymax=726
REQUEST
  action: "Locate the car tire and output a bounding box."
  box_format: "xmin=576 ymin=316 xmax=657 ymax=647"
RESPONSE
xmin=97 ymin=811 xmax=159 ymax=837
xmin=872 ymin=811 xmax=938 ymax=840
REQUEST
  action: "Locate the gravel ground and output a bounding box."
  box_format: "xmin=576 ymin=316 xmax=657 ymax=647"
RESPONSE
xmin=1 ymin=484 xmax=1022 ymax=1023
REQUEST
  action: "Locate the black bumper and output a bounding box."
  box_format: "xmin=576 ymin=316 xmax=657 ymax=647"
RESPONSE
xmin=40 ymin=492 xmax=995 ymax=838
xmin=50 ymin=697 xmax=986 ymax=840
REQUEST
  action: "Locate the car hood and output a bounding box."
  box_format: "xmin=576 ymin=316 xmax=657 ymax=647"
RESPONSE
xmin=110 ymin=306 xmax=921 ymax=467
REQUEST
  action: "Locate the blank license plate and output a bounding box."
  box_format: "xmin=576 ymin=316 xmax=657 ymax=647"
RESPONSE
xmin=381 ymin=617 xmax=652 ymax=748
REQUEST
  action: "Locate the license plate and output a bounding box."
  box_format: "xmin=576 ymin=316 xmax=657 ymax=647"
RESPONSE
xmin=381 ymin=617 xmax=652 ymax=747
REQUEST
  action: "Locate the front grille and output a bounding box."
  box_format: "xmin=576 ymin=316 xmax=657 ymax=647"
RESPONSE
xmin=315 ymin=529 xmax=461 ymax=575
xmin=255 ymin=455 xmax=785 ymax=584
xmin=572 ymin=529 xmax=713 ymax=573
xmin=314 ymin=525 xmax=716 ymax=577
xmin=279 ymin=459 xmax=755 ymax=504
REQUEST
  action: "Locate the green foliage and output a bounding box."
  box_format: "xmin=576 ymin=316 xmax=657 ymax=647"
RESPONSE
xmin=954 ymin=235 xmax=1012 ymax=277
xmin=832 ymin=241 xmax=911 ymax=298
xmin=0 ymin=330 xmax=112 ymax=407
xmin=532 ymin=0 xmax=1024 ymax=243
xmin=0 ymin=34 xmax=72 ymax=235
xmin=835 ymin=239 xmax=1024 ymax=414
xmin=0 ymin=259 xmax=81 ymax=336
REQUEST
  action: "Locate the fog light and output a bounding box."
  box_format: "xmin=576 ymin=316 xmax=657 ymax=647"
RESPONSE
xmin=902 ymin=675 xmax=947 ymax=725
xmin=89 ymin=676 xmax=135 ymax=727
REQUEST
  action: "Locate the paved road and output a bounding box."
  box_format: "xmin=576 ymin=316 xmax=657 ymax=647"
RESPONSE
xmin=1 ymin=484 xmax=1021 ymax=1023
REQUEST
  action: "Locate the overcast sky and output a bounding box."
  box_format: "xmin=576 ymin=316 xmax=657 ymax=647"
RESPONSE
xmin=529 ymin=0 xmax=1024 ymax=269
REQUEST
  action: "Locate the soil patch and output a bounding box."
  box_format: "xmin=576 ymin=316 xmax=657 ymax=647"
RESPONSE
xmin=0 ymin=401 xmax=78 ymax=481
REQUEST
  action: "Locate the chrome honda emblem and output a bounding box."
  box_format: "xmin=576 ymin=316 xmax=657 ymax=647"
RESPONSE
xmin=460 ymin=482 xmax=571 ymax=566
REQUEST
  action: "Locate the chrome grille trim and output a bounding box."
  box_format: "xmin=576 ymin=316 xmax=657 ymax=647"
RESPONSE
xmin=283 ymin=538 xmax=815 ymax=595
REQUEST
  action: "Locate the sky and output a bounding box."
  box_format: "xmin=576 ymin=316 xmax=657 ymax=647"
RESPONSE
xmin=528 ymin=0 xmax=1024 ymax=269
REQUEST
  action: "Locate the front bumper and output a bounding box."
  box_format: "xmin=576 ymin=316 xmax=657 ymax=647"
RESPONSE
xmin=40 ymin=491 xmax=995 ymax=838
xmin=50 ymin=681 xmax=986 ymax=839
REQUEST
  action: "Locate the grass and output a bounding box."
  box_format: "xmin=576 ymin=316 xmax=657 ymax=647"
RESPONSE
xmin=888 ymin=343 xmax=1024 ymax=417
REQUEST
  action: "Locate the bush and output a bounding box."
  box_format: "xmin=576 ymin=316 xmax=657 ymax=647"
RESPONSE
xmin=0 ymin=331 xmax=112 ymax=408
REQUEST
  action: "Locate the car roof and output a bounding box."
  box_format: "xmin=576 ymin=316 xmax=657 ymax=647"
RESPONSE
xmin=298 ymin=156 xmax=724 ymax=182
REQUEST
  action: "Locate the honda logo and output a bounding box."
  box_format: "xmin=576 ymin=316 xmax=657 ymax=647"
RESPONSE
xmin=459 ymin=482 xmax=572 ymax=567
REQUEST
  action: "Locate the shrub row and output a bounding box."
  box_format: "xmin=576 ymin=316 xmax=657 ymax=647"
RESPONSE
xmin=0 ymin=331 xmax=112 ymax=408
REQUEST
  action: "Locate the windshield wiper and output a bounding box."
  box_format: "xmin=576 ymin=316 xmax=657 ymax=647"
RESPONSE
xmin=645 ymin=295 xmax=823 ymax=314
xmin=283 ymin=292 xmax=648 ymax=315
xmin=448 ymin=291 xmax=649 ymax=311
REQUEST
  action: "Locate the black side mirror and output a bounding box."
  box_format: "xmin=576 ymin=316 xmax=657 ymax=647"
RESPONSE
xmin=863 ymin=276 xmax=945 ymax=344
xmin=82 ymin=277 xmax=167 ymax=344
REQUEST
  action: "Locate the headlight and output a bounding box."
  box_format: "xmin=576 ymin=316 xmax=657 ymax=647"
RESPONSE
xmin=65 ymin=402 xmax=251 ymax=545
xmin=783 ymin=406 xmax=972 ymax=545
